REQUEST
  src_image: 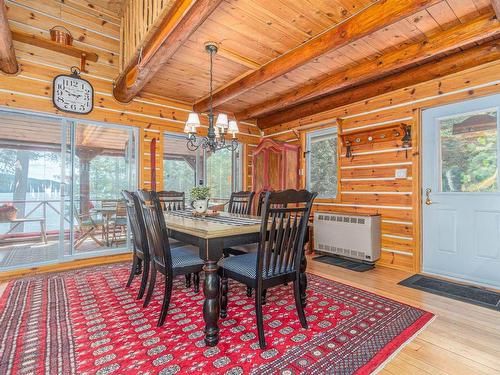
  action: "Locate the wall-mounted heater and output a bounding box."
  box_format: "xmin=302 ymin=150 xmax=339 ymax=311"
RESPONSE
xmin=313 ymin=212 xmax=381 ymax=263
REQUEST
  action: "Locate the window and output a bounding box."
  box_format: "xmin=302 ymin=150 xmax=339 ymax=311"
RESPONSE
xmin=206 ymin=148 xmax=241 ymax=204
xmin=306 ymin=127 xmax=338 ymax=198
xmin=163 ymin=132 xmax=241 ymax=203
xmin=438 ymin=109 xmax=498 ymax=192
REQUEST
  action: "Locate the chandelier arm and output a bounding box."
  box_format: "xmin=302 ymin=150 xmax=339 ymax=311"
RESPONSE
xmin=186 ymin=137 xmax=200 ymax=151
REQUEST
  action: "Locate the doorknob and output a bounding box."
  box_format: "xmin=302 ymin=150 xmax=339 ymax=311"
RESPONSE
xmin=425 ymin=188 xmax=432 ymax=205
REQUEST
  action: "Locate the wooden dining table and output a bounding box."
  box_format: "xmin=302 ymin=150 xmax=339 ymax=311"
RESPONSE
xmin=163 ymin=210 xmax=309 ymax=347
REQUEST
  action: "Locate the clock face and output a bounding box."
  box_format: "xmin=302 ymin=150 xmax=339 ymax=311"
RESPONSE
xmin=53 ymin=75 xmax=93 ymax=114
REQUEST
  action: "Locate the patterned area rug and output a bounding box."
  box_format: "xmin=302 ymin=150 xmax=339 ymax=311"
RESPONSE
xmin=0 ymin=263 xmax=433 ymax=374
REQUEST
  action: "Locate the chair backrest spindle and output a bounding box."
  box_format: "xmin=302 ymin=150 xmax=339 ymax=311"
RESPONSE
xmin=228 ymin=191 xmax=255 ymax=215
xmin=122 ymin=190 xmax=149 ymax=258
xmin=256 ymin=189 xmax=317 ymax=280
xmin=157 ymin=191 xmax=185 ymax=211
xmin=137 ymin=190 xmax=173 ymax=275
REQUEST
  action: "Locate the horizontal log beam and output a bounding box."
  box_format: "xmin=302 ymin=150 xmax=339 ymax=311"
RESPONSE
xmin=193 ymin=0 xmax=441 ymax=112
xmin=113 ymin=0 xmax=223 ymax=103
xmin=258 ymin=39 xmax=500 ymax=129
xmin=0 ymin=0 xmax=18 ymax=74
xmin=236 ymin=13 xmax=500 ymax=120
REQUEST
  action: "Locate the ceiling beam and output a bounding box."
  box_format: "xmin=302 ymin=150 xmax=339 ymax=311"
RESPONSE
xmin=0 ymin=0 xmax=18 ymax=74
xmin=258 ymin=39 xmax=500 ymax=129
xmin=113 ymin=0 xmax=223 ymax=103
xmin=236 ymin=13 xmax=500 ymax=120
xmin=193 ymin=0 xmax=441 ymax=112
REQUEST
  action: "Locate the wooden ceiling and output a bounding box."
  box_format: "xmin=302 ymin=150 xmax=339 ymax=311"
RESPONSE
xmin=126 ymin=0 xmax=496 ymax=128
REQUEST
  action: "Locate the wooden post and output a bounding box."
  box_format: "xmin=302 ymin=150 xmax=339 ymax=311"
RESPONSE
xmin=0 ymin=0 xmax=18 ymax=74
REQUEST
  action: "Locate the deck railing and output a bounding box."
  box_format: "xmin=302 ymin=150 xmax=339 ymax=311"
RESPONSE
xmin=0 ymin=199 xmax=124 ymax=242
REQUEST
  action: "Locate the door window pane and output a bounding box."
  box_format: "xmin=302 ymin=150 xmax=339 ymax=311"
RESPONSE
xmin=307 ymin=128 xmax=338 ymax=198
xmin=206 ymin=148 xmax=239 ymax=204
xmin=163 ymin=133 xmax=241 ymax=205
xmin=0 ymin=113 xmax=64 ymax=269
xmin=73 ymin=123 xmax=137 ymax=254
xmin=439 ymin=110 xmax=498 ymax=192
xmin=163 ymin=134 xmax=199 ymax=202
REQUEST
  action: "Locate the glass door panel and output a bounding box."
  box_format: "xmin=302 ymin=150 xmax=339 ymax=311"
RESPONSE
xmin=206 ymin=148 xmax=235 ymax=205
xmin=72 ymin=122 xmax=137 ymax=255
xmin=163 ymin=133 xmax=201 ymax=202
xmin=0 ymin=112 xmax=65 ymax=269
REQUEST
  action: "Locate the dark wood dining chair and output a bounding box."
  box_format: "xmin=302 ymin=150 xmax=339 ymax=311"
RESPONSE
xmin=228 ymin=191 xmax=255 ymax=214
xmin=157 ymin=190 xmax=192 ymax=286
xmin=223 ymin=191 xmax=256 ymax=258
xmin=218 ymin=189 xmax=317 ymax=349
xmin=122 ymin=190 xmax=150 ymax=300
xmin=137 ymin=189 xmax=204 ymax=327
xmin=157 ymin=190 xmax=185 ymax=211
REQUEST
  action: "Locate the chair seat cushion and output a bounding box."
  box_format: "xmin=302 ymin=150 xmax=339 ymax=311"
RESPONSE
xmin=171 ymin=245 xmax=203 ymax=269
xmin=218 ymin=252 xmax=294 ymax=279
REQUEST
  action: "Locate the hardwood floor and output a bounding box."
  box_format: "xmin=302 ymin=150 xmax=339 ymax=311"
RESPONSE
xmin=308 ymin=256 xmax=500 ymax=375
xmin=0 ymin=256 xmax=499 ymax=374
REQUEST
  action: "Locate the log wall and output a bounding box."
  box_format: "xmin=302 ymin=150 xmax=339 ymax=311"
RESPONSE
xmin=262 ymin=61 xmax=500 ymax=272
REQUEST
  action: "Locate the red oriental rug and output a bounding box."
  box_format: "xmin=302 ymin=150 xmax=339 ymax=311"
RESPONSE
xmin=0 ymin=263 xmax=434 ymax=374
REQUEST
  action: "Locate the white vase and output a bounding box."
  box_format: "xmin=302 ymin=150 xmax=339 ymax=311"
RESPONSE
xmin=192 ymin=199 xmax=208 ymax=213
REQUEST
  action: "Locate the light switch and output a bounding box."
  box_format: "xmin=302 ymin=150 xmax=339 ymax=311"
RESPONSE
xmin=395 ymin=168 xmax=407 ymax=179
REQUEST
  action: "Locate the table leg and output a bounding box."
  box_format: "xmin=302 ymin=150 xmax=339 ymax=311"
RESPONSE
xmin=40 ymin=220 xmax=47 ymax=244
xmin=299 ymin=253 xmax=308 ymax=307
xmin=203 ymin=260 xmax=220 ymax=346
xmin=105 ymin=214 xmax=110 ymax=246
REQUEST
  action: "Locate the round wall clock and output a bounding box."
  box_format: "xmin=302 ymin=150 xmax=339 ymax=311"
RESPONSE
xmin=53 ymin=67 xmax=93 ymax=114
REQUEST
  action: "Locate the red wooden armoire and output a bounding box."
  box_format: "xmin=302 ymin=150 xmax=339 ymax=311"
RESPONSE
xmin=251 ymin=138 xmax=300 ymax=198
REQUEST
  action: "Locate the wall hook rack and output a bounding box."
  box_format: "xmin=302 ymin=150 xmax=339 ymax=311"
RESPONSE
xmin=340 ymin=123 xmax=411 ymax=158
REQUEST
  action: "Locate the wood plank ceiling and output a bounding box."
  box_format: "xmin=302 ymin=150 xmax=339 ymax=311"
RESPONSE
xmin=136 ymin=0 xmax=495 ymax=127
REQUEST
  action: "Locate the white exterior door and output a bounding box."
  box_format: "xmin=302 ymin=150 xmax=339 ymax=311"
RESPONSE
xmin=422 ymin=94 xmax=500 ymax=289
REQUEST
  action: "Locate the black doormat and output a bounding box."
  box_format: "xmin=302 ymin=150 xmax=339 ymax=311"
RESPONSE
xmin=399 ymin=274 xmax=500 ymax=311
xmin=313 ymin=254 xmax=374 ymax=272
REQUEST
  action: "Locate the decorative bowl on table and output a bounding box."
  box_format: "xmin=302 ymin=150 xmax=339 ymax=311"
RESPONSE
xmin=192 ymin=210 xmax=220 ymax=217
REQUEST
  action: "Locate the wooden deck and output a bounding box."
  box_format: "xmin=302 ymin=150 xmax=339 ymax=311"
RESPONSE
xmin=0 ymin=238 xmax=114 ymax=268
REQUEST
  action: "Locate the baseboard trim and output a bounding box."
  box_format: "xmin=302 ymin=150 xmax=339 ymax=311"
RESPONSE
xmin=0 ymin=253 xmax=132 ymax=281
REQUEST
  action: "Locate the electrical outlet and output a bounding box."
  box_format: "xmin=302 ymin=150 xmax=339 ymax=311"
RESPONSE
xmin=395 ymin=169 xmax=407 ymax=179
xmin=299 ymin=168 xmax=305 ymax=176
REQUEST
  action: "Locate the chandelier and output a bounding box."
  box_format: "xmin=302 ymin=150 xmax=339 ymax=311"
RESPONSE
xmin=184 ymin=42 xmax=239 ymax=153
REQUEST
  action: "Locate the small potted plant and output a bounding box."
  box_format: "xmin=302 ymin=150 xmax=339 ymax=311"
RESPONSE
xmin=190 ymin=186 xmax=210 ymax=214
xmin=0 ymin=203 xmax=17 ymax=221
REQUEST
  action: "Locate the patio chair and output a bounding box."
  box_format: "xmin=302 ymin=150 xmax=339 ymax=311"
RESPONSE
xmin=109 ymin=199 xmax=128 ymax=246
xmin=74 ymin=212 xmax=104 ymax=249
xmin=137 ymin=189 xmax=204 ymax=327
xmin=218 ymin=189 xmax=317 ymax=349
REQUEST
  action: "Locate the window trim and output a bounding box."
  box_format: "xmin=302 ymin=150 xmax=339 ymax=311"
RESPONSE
xmin=305 ymin=126 xmax=339 ymax=200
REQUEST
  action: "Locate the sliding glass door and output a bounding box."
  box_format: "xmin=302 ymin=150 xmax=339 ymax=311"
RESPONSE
xmin=72 ymin=122 xmax=137 ymax=255
xmin=163 ymin=132 xmax=241 ymax=206
xmin=0 ymin=110 xmax=138 ymax=271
